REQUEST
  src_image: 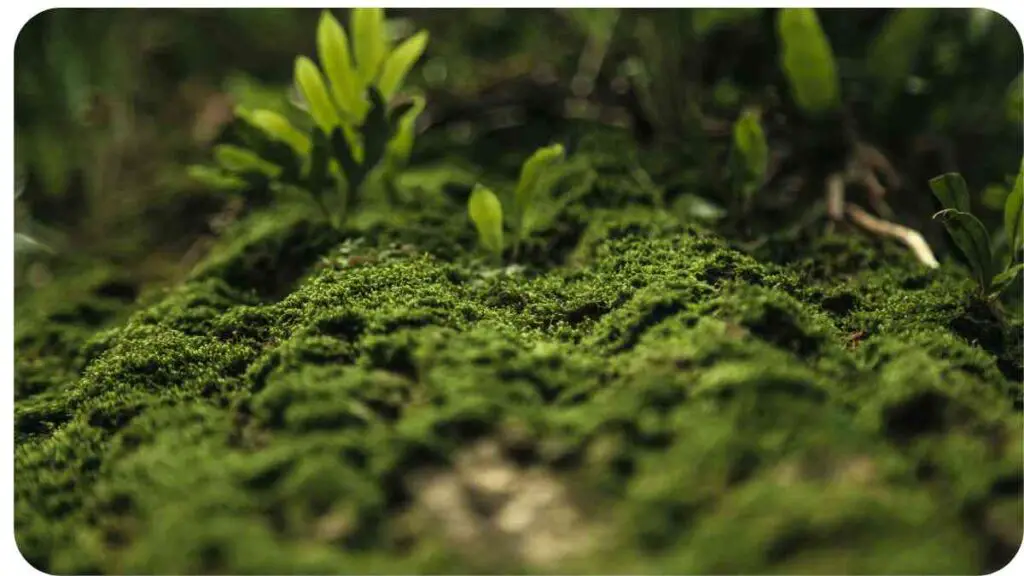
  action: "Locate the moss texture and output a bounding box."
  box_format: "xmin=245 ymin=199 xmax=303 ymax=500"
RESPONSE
xmin=14 ymin=128 xmax=1024 ymax=574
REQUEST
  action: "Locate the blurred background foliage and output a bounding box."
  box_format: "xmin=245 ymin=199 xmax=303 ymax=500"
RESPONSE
xmin=13 ymin=8 xmax=1023 ymax=294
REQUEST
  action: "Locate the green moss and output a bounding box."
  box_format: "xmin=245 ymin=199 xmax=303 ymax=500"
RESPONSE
xmin=15 ymin=263 xmax=140 ymax=398
xmin=15 ymin=128 xmax=1023 ymax=574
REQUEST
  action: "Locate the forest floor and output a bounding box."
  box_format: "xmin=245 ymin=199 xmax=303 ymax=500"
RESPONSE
xmin=13 ymin=119 xmax=1024 ymax=573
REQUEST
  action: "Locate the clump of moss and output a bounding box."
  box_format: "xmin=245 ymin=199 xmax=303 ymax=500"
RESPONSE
xmin=15 ymin=263 xmax=141 ymax=399
xmin=15 ymin=125 xmax=1023 ymax=574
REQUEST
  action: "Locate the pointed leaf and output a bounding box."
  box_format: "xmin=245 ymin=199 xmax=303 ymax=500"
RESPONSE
xmin=514 ymin=143 xmax=566 ymax=233
xmin=352 ymin=8 xmax=388 ymax=85
xmin=469 ymin=183 xmax=504 ymax=256
xmin=230 ymin=115 xmax=302 ymax=182
xmin=731 ymin=107 xmax=768 ymax=206
xmin=245 ymin=108 xmax=311 ymax=155
xmin=933 ymin=208 xmax=995 ymax=293
xmin=214 ymin=144 xmax=283 ymax=179
xmin=187 ymin=164 xmax=248 ymax=192
xmin=929 ymin=173 xmax=971 ymax=213
xmin=317 ymin=10 xmax=366 ymax=121
xmin=387 ymin=95 xmax=425 ymax=167
xmin=294 ymin=56 xmax=341 ymax=134
xmin=377 ymin=30 xmax=429 ymax=100
xmin=776 ymin=8 xmax=841 ymax=115
xmin=1006 ymin=164 xmax=1023 ymax=258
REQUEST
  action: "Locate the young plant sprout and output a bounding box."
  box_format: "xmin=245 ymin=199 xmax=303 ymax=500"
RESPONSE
xmin=729 ymin=107 xmax=768 ymax=213
xmin=466 ymin=143 xmax=568 ymax=262
xmin=930 ymin=170 xmax=1024 ymax=302
xmin=188 ymin=8 xmax=429 ymax=228
xmin=468 ymin=183 xmax=504 ymax=261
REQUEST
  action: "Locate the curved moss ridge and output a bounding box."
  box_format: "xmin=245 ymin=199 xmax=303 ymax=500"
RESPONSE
xmin=14 ymin=140 xmax=1023 ymax=573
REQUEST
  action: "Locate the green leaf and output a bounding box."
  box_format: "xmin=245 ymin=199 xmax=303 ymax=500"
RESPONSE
xmin=244 ymin=108 xmax=311 ymax=155
xmin=231 ymin=115 xmax=304 ymax=184
xmin=1006 ymin=164 xmax=1023 ymax=258
xmin=865 ymin=9 xmax=936 ymax=110
xmin=776 ymin=8 xmax=841 ymax=115
xmin=933 ymin=208 xmax=995 ymax=294
xmin=929 ymin=172 xmax=971 ymax=213
xmin=351 ymin=8 xmax=388 ymax=85
xmin=377 ymin=30 xmax=429 ymax=101
xmin=731 ymin=107 xmax=768 ymax=206
xmin=387 ymin=95 xmax=426 ymax=167
xmin=187 ymin=164 xmax=248 ymax=192
xmin=214 ymin=144 xmax=283 ymax=179
xmin=513 ymin=143 xmax=566 ymax=237
xmin=317 ymin=10 xmax=366 ymax=122
xmin=294 ymin=56 xmax=341 ymax=134
xmin=468 ymin=183 xmax=504 ymax=257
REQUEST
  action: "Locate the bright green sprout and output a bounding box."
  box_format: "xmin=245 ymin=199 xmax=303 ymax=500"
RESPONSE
xmin=188 ymin=8 xmax=430 ymax=229
xmin=512 ymin=143 xmax=566 ymax=256
xmin=468 ymin=184 xmax=504 ymax=260
xmin=466 ymin=143 xmax=569 ymax=261
xmin=729 ymin=107 xmax=769 ymax=212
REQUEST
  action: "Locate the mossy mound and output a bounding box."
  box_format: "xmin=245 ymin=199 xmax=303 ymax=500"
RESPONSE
xmin=14 ymin=128 xmax=1023 ymax=574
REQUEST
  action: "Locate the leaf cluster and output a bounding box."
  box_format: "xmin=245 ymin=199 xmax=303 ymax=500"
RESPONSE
xmin=929 ymin=168 xmax=1023 ymax=300
xmin=189 ymin=9 xmax=429 ymax=227
xmin=467 ymin=144 xmax=569 ymax=262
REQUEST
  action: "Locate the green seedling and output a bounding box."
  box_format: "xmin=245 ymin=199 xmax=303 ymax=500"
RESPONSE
xmin=512 ymin=143 xmax=566 ymax=255
xmin=930 ymin=170 xmax=1023 ymax=302
xmin=729 ymin=107 xmax=769 ymax=212
xmin=466 ymin=143 xmax=569 ymax=261
xmin=468 ymin=184 xmax=504 ymax=261
xmin=776 ymin=8 xmax=841 ymax=116
xmin=188 ymin=8 xmax=429 ymax=228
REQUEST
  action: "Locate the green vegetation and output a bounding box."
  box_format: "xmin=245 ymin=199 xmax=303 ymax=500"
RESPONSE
xmin=189 ymin=9 xmax=429 ymax=228
xmin=930 ymin=169 xmax=1024 ymax=304
xmin=467 ymin=143 xmax=570 ymax=261
xmin=467 ymin=183 xmax=504 ymax=260
xmin=13 ymin=7 xmax=1024 ymax=574
xmin=729 ymin=107 xmax=769 ymax=213
xmin=777 ymin=8 xmax=841 ymax=116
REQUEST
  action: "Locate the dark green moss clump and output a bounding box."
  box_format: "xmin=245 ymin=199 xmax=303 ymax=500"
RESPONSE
xmin=15 ymin=129 xmax=1023 ymax=574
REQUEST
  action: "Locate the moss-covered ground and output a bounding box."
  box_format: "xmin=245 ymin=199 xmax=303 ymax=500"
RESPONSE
xmin=14 ymin=126 xmax=1024 ymax=574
